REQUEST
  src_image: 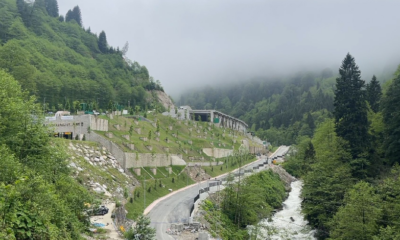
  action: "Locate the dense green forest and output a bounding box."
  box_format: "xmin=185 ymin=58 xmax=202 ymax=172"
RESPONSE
xmin=0 ymin=0 xmax=164 ymax=113
xmin=179 ymin=68 xmax=391 ymax=146
xmin=0 ymin=70 xmax=92 ymax=239
xmin=182 ymin=52 xmax=400 ymax=239
xmin=282 ymin=54 xmax=400 ymax=239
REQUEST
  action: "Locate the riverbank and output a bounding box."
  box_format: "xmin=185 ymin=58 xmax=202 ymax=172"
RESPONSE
xmin=198 ymin=169 xmax=288 ymax=239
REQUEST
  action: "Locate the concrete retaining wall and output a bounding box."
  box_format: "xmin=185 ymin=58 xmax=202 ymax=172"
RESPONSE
xmin=202 ymin=148 xmax=233 ymax=158
xmin=125 ymin=153 xmax=186 ymax=168
xmin=91 ymin=117 xmax=108 ymax=131
xmin=45 ymin=115 xmax=108 ymax=137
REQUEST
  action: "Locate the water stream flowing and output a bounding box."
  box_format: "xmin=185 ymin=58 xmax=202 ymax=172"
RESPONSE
xmin=258 ymin=180 xmax=316 ymax=240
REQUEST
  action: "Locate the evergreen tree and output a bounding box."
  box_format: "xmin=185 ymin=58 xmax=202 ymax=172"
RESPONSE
xmin=71 ymin=6 xmax=82 ymax=26
xmin=366 ymin=75 xmax=382 ymax=113
xmin=65 ymin=9 xmax=73 ymax=22
xmin=382 ymin=75 xmax=400 ymax=164
xmin=124 ymin=215 xmax=156 ymax=240
xmin=334 ymin=53 xmax=369 ymax=160
xmin=16 ymin=0 xmax=29 ymax=25
xmin=65 ymin=6 xmax=82 ymax=26
xmin=98 ymin=31 xmax=108 ymax=53
xmin=45 ymin=0 xmax=59 ymax=17
xmin=306 ymin=112 xmax=315 ymax=131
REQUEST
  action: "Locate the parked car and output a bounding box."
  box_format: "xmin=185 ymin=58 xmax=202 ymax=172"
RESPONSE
xmin=85 ymin=205 xmax=109 ymax=216
xmin=95 ymin=205 xmax=109 ymax=215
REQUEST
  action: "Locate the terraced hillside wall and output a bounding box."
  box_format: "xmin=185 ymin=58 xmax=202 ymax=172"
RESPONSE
xmin=203 ymin=148 xmax=233 ymax=158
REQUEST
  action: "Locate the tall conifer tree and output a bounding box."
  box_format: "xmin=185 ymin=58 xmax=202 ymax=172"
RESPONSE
xmin=65 ymin=6 xmax=82 ymax=26
xmin=366 ymin=75 xmax=382 ymax=113
xmin=45 ymin=0 xmax=59 ymax=17
xmin=71 ymin=6 xmax=82 ymax=26
xmin=334 ymin=53 xmax=369 ymax=166
xmin=382 ymin=75 xmax=400 ymax=164
xmin=65 ymin=9 xmax=73 ymax=22
xmin=98 ymin=31 xmax=108 ymax=53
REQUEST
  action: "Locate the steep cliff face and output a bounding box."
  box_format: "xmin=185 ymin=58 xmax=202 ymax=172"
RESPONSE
xmin=155 ymin=90 xmax=175 ymax=110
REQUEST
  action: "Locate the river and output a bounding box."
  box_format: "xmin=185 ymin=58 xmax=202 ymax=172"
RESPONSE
xmin=256 ymin=180 xmax=316 ymax=240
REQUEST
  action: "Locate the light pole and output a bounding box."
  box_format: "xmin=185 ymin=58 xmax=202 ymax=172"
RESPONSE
xmin=143 ymin=175 xmax=146 ymax=211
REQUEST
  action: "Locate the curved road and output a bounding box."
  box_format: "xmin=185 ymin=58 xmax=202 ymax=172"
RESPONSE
xmin=147 ymin=146 xmax=290 ymax=240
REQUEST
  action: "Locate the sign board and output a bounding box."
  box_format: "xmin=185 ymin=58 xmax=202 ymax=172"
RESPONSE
xmin=123 ymin=110 xmax=128 ymax=115
xmin=61 ymin=116 xmax=74 ymax=120
xmin=45 ymin=116 xmax=56 ymax=121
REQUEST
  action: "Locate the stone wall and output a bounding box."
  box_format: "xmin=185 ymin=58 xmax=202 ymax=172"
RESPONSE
xmin=202 ymin=148 xmax=233 ymax=158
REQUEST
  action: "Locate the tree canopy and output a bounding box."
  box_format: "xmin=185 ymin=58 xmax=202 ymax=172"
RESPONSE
xmin=0 ymin=0 xmax=164 ymax=113
xmin=0 ymin=70 xmax=92 ymax=239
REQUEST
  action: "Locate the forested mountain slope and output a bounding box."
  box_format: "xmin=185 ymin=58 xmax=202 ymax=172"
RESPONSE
xmin=179 ymin=70 xmax=336 ymax=145
xmin=281 ymin=54 xmax=400 ymax=239
xmin=0 ymin=0 xmax=164 ymax=112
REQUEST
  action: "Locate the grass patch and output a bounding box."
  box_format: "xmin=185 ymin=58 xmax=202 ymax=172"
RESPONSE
xmin=125 ymin=171 xmax=194 ymax=219
xmin=97 ymin=114 xmax=259 ymax=158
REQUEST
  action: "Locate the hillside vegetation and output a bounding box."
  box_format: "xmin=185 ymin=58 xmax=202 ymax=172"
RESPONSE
xmin=101 ymin=113 xmax=255 ymax=156
xmin=0 ymin=0 xmax=164 ymax=113
xmin=0 ymin=70 xmax=93 ymax=239
xmin=282 ymin=54 xmax=400 ymax=239
xmin=180 ymin=69 xmax=393 ymax=146
xmin=179 ymin=72 xmax=336 ymax=145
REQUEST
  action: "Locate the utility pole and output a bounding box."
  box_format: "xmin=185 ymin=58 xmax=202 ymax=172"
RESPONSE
xmin=128 ymin=100 xmax=130 ymax=109
xmin=143 ymin=175 xmax=146 ymax=211
xmin=43 ymin=97 xmax=46 ymax=114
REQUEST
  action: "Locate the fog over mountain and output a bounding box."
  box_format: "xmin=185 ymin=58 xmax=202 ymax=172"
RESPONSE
xmin=58 ymin=0 xmax=400 ymax=97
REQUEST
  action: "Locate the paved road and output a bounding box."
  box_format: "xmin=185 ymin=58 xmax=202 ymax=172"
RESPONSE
xmin=147 ymin=146 xmax=290 ymax=240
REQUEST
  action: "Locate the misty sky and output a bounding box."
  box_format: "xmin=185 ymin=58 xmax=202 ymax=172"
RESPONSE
xmin=58 ymin=0 xmax=400 ymax=97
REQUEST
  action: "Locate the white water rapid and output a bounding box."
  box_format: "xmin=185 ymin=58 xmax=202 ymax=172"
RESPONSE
xmin=258 ymin=180 xmax=316 ymax=240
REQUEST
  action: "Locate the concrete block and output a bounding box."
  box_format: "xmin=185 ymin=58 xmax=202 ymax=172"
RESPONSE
xmin=146 ymin=145 xmax=153 ymax=151
xmin=134 ymin=168 xmax=141 ymax=176
xmin=113 ymin=124 xmax=120 ymax=130
xmin=122 ymin=135 xmax=130 ymax=140
xmin=125 ymin=143 xmax=135 ymax=150
xmin=134 ymin=128 xmax=141 ymax=134
xmin=105 ymin=132 xmax=113 ymax=138
xmin=151 ymin=168 xmax=157 ymax=175
xmin=163 ymin=147 xmax=169 ymax=152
